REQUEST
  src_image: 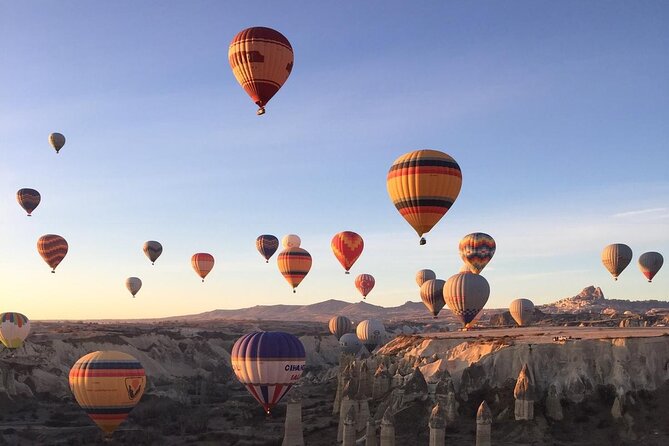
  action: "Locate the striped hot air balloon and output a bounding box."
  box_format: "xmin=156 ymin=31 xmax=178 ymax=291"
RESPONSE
xmin=228 ymin=27 xmax=294 ymax=115
xmin=142 ymin=241 xmax=162 ymax=265
xmin=231 ymin=331 xmax=305 ymax=414
xmin=16 ymin=188 xmax=41 ymax=216
xmin=339 ymin=333 xmax=362 ymax=355
xmin=0 ymin=312 xmax=31 ymax=349
xmin=331 ymin=231 xmax=364 ymax=274
xmin=277 ymin=247 xmax=312 ymax=292
xmin=256 ymin=234 xmax=279 ymax=263
xmin=415 ymin=269 xmax=436 ymax=287
xmin=443 ymin=272 xmax=490 ymax=327
xmin=601 ymin=243 xmax=633 ymax=281
xmin=459 ymin=232 xmax=496 ymax=274
xmin=69 ymin=351 xmax=146 ymax=435
xmin=387 ymin=150 xmax=462 ymax=245
xmin=509 ymin=298 xmax=535 ymax=326
xmin=328 ymin=315 xmax=353 ymax=340
xmin=638 ymin=252 xmax=663 ymax=283
xmin=125 ymin=277 xmax=142 ymax=298
xmin=420 ymin=279 xmax=446 ymax=318
xmin=37 ymin=234 xmax=68 ymax=273
xmin=355 ymin=273 xmax=375 ymax=299
xmin=356 ymin=319 xmax=385 ymax=352
xmin=192 ymin=253 xmax=215 ymax=282
xmin=49 ymin=132 xmax=66 ymax=154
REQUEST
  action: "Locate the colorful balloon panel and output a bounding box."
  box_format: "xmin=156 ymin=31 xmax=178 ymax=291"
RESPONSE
xmin=256 ymin=234 xmax=279 ymax=263
xmin=191 ymin=253 xmax=215 ymax=282
xmin=459 ymin=233 xmax=496 ymax=274
xmin=601 ymin=243 xmax=633 ymax=281
xmin=443 ymin=272 xmax=490 ymax=326
xmin=16 ymin=188 xmax=41 ymax=216
xmin=331 ymin=231 xmax=364 ymax=273
xmin=142 ymin=241 xmax=163 ymax=265
xmin=386 ymin=150 xmax=462 ymax=244
xmin=509 ymin=298 xmax=535 ymax=326
xmin=231 ymin=331 xmax=305 ymax=414
xmin=415 ymin=269 xmax=436 ymax=287
xmin=228 ymin=27 xmax=294 ymax=115
xmin=328 ymin=315 xmax=352 ymax=340
xmin=69 ymin=351 xmax=146 ymax=435
xmin=37 ymin=234 xmax=68 ymax=272
xmin=125 ymin=277 xmax=142 ymax=297
xmin=638 ymin=251 xmax=663 ymax=282
xmin=49 ymin=132 xmax=66 ymax=153
xmin=355 ymin=273 xmax=375 ymax=299
xmin=420 ymin=279 xmax=446 ymax=318
xmin=277 ymin=247 xmax=312 ymax=292
xmin=0 ymin=312 xmax=30 ymax=349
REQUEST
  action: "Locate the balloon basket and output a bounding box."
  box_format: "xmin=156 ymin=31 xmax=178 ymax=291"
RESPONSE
xmin=419 ymin=237 xmax=426 ymax=245
xmin=257 ymin=107 xmax=266 ymax=116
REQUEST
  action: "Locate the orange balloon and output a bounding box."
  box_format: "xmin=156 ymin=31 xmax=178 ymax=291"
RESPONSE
xmin=331 ymin=231 xmax=364 ymax=274
xmin=277 ymin=247 xmax=312 ymax=292
xmin=191 ymin=253 xmax=215 ymax=282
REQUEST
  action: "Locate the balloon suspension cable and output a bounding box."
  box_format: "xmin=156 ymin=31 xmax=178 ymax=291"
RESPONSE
xmin=257 ymin=107 xmax=266 ymax=116
xmin=419 ymin=237 xmax=426 ymax=245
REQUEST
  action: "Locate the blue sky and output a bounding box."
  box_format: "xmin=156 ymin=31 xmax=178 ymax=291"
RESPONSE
xmin=1 ymin=1 xmax=667 ymax=319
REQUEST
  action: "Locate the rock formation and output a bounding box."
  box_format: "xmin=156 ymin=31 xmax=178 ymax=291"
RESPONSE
xmin=380 ymin=407 xmax=395 ymax=446
xmin=513 ymin=363 xmax=535 ymax=421
xmin=476 ymin=400 xmax=492 ymax=446
xmin=282 ymin=400 xmax=304 ymax=446
xmin=545 ymin=382 xmax=563 ymax=421
xmin=373 ymin=363 xmax=392 ymax=400
xmin=428 ymin=402 xmax=445 ymax=446
xmin=365 ymin=419 xmax=377 ymax=446
xmin=342 ymin=405 xmax=357 ymax=446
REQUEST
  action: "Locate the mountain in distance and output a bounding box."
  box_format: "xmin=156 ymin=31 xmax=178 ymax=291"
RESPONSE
xmin=539 ymin=285 xmax=669 ymax=315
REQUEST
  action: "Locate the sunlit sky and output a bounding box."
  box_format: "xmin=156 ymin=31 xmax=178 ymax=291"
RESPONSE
xmin=1 ymin=1 xmax=668 ymax=320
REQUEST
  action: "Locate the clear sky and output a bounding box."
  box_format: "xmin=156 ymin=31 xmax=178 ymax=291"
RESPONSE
xmin=1 ymin=1 xmax=667 ymax=320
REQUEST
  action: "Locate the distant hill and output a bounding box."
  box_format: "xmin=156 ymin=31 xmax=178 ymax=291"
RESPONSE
xmin=540 ymin=285 xmax=669 ymax=315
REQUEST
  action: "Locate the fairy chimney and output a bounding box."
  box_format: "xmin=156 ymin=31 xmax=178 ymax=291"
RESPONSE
xmin=476 ymin=400 xmax=492 ymax=446
xmin=513 ymin=364 xmax=535 ymax=421
xmin=380 ymin=407 xmax=395 ymax=446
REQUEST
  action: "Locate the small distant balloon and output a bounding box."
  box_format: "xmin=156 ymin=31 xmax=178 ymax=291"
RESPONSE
xmin=420 ymin=279 xmax=446 ymax=318
xmin=509 ymin=298 xmax=535 ymax=326
xmin=256 ymin=235 xmax=279 ymax=263
xmin=16 ymin=188 xmax=41 ymax=216
xmin=415 ymin=269 xmax=436 ymax=287
xmin=0 ymin=312 xmax=31 ymax=349
xmin=37 ymin=234 xmax=68 ymax=273
xmin=191 ymin=253 xmax=215 ymax=282
xmin=331 ymin=231 xmax=364 ymax=274
xmin=143 ymin=241 xmax=163 ymax=265
xmin=339 ymin=333 xmax=362 ymax=355
xmin=328 ymin=316 xmax=353 ymax=340
xmin=49 ymin=132 xmax=66 ymax=154
xmin=601 ymin=243 xmax=633 ymax=281
xmin=125 ymin=277 xmax=142 ymax=298
xmin=459 ymin=232 xmax=496 ymax=274
xmin=282 ymin=234 xmax=301 ymax=249
xmin=443 ymin=272 xmax=490 ymax=328
xmin=638 ymin=252 xmax=663 ymax=283
xmin=355 ymin=274 xmax=375 ymax=299
xmin=356 ymin=319 xmax=385 ymax=352
xmin=277 ymin=247 xmax=312 ymax=292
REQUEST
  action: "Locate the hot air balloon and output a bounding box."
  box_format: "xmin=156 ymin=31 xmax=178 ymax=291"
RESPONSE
xmin=355 ymin=274 xmax=375 ymax=299
xmin=443 ymin=272 xmax=490 ymax=328
xmin=69 ymin=351 xmax=146 ymax=435
xmin=125 ymin=277 xmax=142 ymax=298
xmin=420 ymin=279 xmax=446 ymax=318
xmin=339 ymin=333 xmax=362 ymax=355
xmin=356 ymin=319 xmax=385 ymax=352
xmin=192 ymin=253 xmax=215 ymax=282
xmin=601 ymin=244 xmax=633 ymax=281
xmin=459 ymin=264 xmax=473 ymax=273
xmin=386 ymin=150 xmax=462 ymax=245
xmin=16 ymin=188 xmax=41 ymax=216
xmin=415 ymin=269 xmax=436 ymax=287
xmin=638 ymin=252 xmax=663 ymax=283
xmin=37 ymin=234 xmax=68 ymax=273
xmin=231 ymin=331 xmax=305 ymax=414
xmin=277 ymin=247 xmax=312 ymax=292
xmin=228 ymin=27 xmax=294 ymax=115
xmin=0 ymin=312 xmax=30 ymax=349
xmin=509 ymin=298 xmax=535 ymax=326
xmin=142 ymin=241 xmax=162 ymax=265
xmin=328 ymin=316 xmax=353 ymax=340
xmin=49 ymin=132 xmax=66 ymax=154
xmin=282 ymin=234 xmax=301 ymax=248
xmin=256 ymin=234 xmax=279 ymax=263
xmin=331 ymin=231 xmax=364 ymax=274
xmin=459 ymin=232 xmax=496 ymax=274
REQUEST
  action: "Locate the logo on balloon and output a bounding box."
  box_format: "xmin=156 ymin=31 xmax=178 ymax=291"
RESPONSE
xmin=125 ymin=377 xmax=143 ymax=400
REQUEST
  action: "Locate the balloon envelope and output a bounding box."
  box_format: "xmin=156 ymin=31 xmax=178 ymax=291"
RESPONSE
xmin=143 ymin=241 xmax=163 ymax=265
xmin=125 ymin=277 xmax=142 ymax=297
xmin=256 ymin=235 xmax=279 ymax=263
xmin=339 ymin=333 xmax=362 ymax=355
xmin=331 ymin=231 xmax=364 ymax=273
xmin=231 ymin=331 xmax=305 ymax=414
xmin=415 ymin=269 xmax=436 ymax=287
xmin=49 ymin=132 xmax=66 ymax=153
xmin=0 ymin=312 xmax=30 ymax=349
xmin=228 ymin=27 xmax=293 ymax=115
xmin=16 ymin=188 xmax=41 ymax=216
xmin=420 ymin=279 xmax=446 ymax=318
xmin=328 ymin=316 xmax=353 ymax=340
xmin=509 ymin=298 xmax=535 ymax=326
xmin=355 ymin=274 xmax=375 ymax=299
xmin=638 ymin=251 xmax=663 ymax=282
xmin=69 ymin=351 xmax=146 ymax=435
xmin=601 ymin=244 xmax=633 ymax=280
xmin=443 ymin=272 xmax=490 ymax=326
xmin=459 ymin=232 xmax=496 ymax=274
xmin=282 ymin=234 xmax=301 ymax=248
xmin=356 ymin=319 xmax=385 ymax=352
xmin=37 ymin=234 xmax=68 ymax=272
xmin=387 ymin=150 xmax=462 ymax=244
xmin=277 ymin=247 xmax=312 ymax=292
xmin=191 ymin=253 xmax=215 ymax=281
